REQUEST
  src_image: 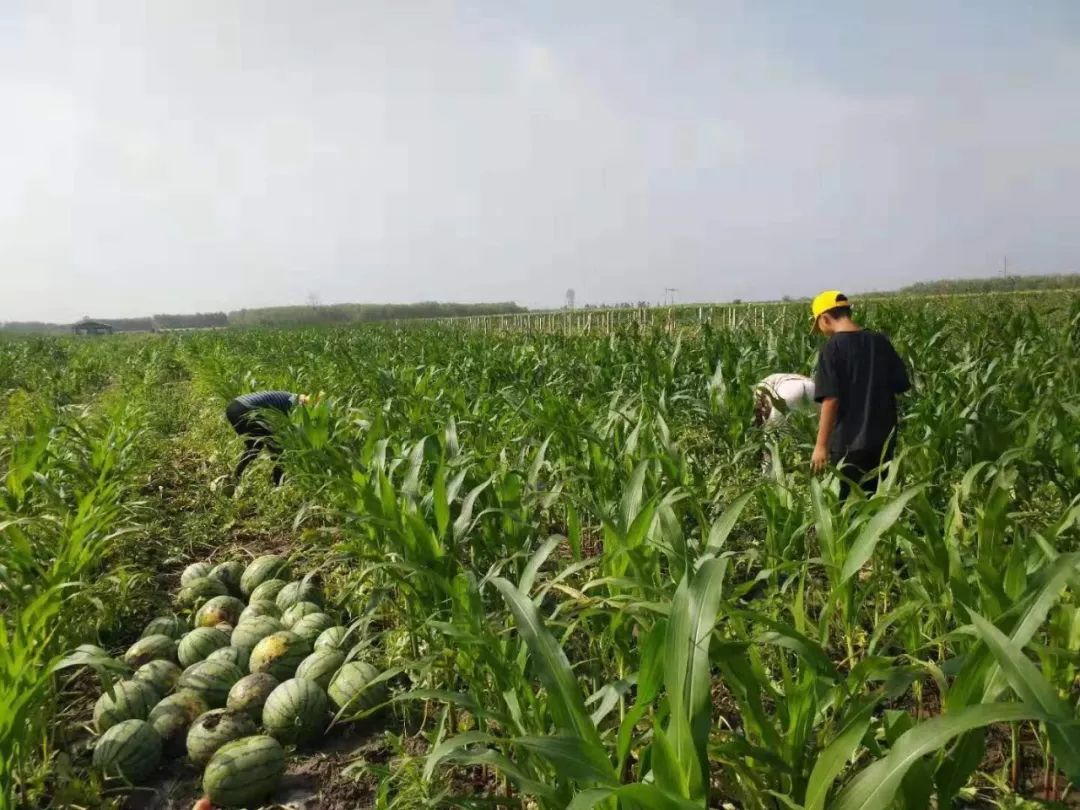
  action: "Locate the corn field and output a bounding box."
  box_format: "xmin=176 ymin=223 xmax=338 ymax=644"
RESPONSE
xmin=2 ymin=292 xmax=1079 ymax=808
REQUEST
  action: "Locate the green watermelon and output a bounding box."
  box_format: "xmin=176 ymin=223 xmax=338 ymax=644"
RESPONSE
xmin=148 ymin=691 xmax=208 ymax=755
xmin=124 ymin=634 xmax=177 ymax=668
xmin=313 ymin=626 xmax=350 ymax=651
xmin=295 ymin=649 xmax=345 ymax=691
xmin=93 ymin=719 xmax=162 ymax=783
xmin=207 ymin=646 xmax=250 ymax=671
xmin=203 ymin=735 xmax=285 ymax=808
xmin=327 ymin=662 xmax=387 ymax=718
xmin=280 ymin=601 xmax=322 ymax=629
xmin=209 ymin=561 xmax=245 ymax=595
xmin=226 ymin=672 xmax=280 ymax=721
xmin=141 ymin=615 xmax=186 ymax=639
xmin=291 ymin=613 xmax=336 ymax=645
xmin=240 ymin=555 xmax=291 ymax=598
xmin=231 ymin=616 xmax=284 ymax=658
xmin=93 ymin=680 xmax=161 ymax=732
xmin=177 ymin=660 xmax=244 ymax=708
xmin=178 ymin=627 xmax=231 ymax=667
xmin=186 ymin=709 xmax=258 ymax=766
xmin=275 ymin=578 xmax=323 ymax=612
xmin=215 ymin=622 xmax=235 ymax=638
xmin=263 ymin=678 xmax=329 ymax=745
xmin=134 ymin=660 xmax=182 ymax=694
xmin=249 ymin=578 xmax=288 ymax=603
xmin=248 ymin=631 xmax=310 ymax=680
xmin=180 ymin=561 xmax=212 ymax=587
xmin=74 ymin=642 xmax=109 ymax=658
xmin=239 ymin=600 xmax=280 ymax=623
xmin=178 ymin=577 xmax=230 ymax=609
xmin=194 ymin=595 xmax=246 ymax=628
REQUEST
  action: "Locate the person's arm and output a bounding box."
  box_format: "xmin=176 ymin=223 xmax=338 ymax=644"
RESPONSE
xmin=812 ymin=398 xmax=839 ymax=473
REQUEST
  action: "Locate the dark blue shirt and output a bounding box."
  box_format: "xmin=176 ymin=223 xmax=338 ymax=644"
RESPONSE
xmin=234 ymin=391 xmax=297 ymax=414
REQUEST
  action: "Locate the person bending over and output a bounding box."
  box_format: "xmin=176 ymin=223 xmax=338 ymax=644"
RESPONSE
xmin=810 ymin=291 xmax=910 ymax=500
xmin=225 ymin=390 xmax=308 ymax=487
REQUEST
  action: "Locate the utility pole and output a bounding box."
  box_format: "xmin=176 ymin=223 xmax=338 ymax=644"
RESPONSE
xmin=664 ymin=287 xmax=677 ymax=306
xmin=1002 ymin=255 xmax=1008 ymax=278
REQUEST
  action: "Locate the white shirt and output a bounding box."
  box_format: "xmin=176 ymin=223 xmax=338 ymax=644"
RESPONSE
xmin=754 ymin=374 xmax=817 ymax=425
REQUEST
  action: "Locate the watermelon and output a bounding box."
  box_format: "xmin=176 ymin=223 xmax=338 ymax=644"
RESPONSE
xmin=203 ymin=735 xmax=285 ymax=808
xmin=226 ymin=672 xmax=279 ymax=721
xmin=240 ymin=555 xmax=291 ymax=598
xmin=74 ymin=642 xmax=110 ymax=658
xmin=248 ymin=631 xmax=310 ymax=680
xmin=291 ymin=613 xmax=336 ymax=645
xmin=239 ymin=600 xmax=280 ymax=623
xmin=295 ymin=649 xmax=345 ymax=691
xmin=249 ymin=578 xmax=287 ymax=603
xmin=327 ymin=662 xmax=387 ymax=718
xmin=280 ymin=601 xmax=322 ymax=629
xmin=148 ymin=691 xmax=209 ymax=755
xmin=194 ymin=595 xmax=246 ymax=628
xmin=207 ymin=646 xmax=250 ymax=671
xmin=180 ymin=561 xmax=212 ymax=587
xmin=209 ymin=561 xmax=245 ymax=596
xmin=231 ymin=616 xmax=284 ymax=658
xmin=93 ymin=719 xmax=162 ymax=783
xmin=177 ymin=660 xmax=243 ymax=708
xmin=313 ymin=626 xmax=350 ymax=651
xmin=124 ymin=634 xmax=177 ymax=668
xmin=178 ymin=627 xmax=231 ymax=667
xmin=134 ymin=660 xmax=183 ymax=693
xmin=275 ymin=578 xmax=323 ymax=612
xmin=178 ymin=577 xmax=230 ymax=609
xmin=93 ymin=680 xmax=161 ymax=732
xmin=263 ymin=678 xmax=329 ymax=745
xmin=186 ymin=708 xmax=258 ymax=766
xmin=215 ymin=622 xmax=235 ymax=638
xmin=141 ymin=615 xmax=186 ymax=640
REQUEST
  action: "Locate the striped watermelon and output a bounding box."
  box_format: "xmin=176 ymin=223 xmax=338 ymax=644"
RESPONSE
xmin=207 ymin=646 xmax=250 ymax=671
xmin=194 ymin=595 xmax=246 ymax=628
xmin=93 ymin=680 xmax=161 ymax=732
xmin=141 ymin=615 xmax=186 ymax=640
xmin=186 ymin=708 xmax=257 ymax=766
xmin=209 ymin=561 xmax=245 ymax=596
xmin=215 ymin=622 xmax=234 ymax=638
xmin=180 ymin=561 xmax=212 ymax=587
xmin=275 ymin=578 xmax=323 ymax=612
xmin=178 ymin=577 xmax=230 ymax=609
xmin=327 ymin=662 xmax=387 ymax=718
xmin=248 ymin=631 xmax=310 ymax=680
xmin=239 ymin=600 xmax=280 ymax=623
xmin=226 ymin=672 xmax=279 ymax=721
xmin=281 ymin=601 xmax=323 ymax=629
xmin=240 ymin=555 xmax=291 ymax=598
xmin=290 ymin=613 xmax=336 ymax=645
xmin=231 ymin=616 xmax=284 ymax=658
xmin=178 ymin=627 xmax=231 ymax=667
xmin=93 ymin=719 xmax=162 ymax=783
xmin=177 ymin=660 xmax=244 ymax=708
xmin=249 ymin=578 xmax=287 ymax=603
xmin=148 ymin=691 xmax=208 ymax=755
xmin=124 ymin=634 xmax=177 ymax=668
xmin=295 ymin=649 xmax=345 ymax=691
xmin=134 ymin=660 xmax=183 ymax=693
xmin=203 ymin=735 xmax=285 ymax=807
xmin=313 ymin=626 xmax=350 ymax=651
xmin=262 ymin=678 xmax=329 ymax=745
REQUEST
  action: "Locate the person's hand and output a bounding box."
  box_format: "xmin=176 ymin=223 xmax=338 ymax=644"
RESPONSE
xmin=811 ymin=444 xmax=829 ymax=474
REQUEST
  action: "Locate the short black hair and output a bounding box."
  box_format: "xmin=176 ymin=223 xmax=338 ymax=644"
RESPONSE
xmin=824 ymin=305 xmax=852 ymax=320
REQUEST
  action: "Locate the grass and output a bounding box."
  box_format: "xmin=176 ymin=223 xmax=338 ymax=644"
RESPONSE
xmin=1 ymin=291 xmax=1078 ymax=808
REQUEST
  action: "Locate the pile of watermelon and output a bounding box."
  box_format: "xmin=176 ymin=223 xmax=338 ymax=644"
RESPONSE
xmin=81 ymin=554 xmax=389 ymax=808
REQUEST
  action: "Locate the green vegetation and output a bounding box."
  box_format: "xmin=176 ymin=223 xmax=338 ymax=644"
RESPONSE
xmin=892 ymin=272 xmax=1080 ymax=296
xmin=1 ymin=290 xmax=1078 ymax=808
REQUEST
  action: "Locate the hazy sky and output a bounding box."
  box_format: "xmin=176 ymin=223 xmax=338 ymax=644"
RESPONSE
xmin=2 ymin=1 xmax=1079 ymax=321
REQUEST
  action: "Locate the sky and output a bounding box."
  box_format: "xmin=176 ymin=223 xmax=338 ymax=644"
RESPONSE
xmin=2 ymin=1 xmax=1079 ymax=322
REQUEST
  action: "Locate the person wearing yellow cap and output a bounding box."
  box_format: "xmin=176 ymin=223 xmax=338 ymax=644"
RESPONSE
xmin=810 ymin=291 xmax=910 ymax=499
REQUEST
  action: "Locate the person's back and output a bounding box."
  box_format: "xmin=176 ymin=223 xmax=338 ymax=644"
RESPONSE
xmin=234 ymin=390 xmax=297 ymax=414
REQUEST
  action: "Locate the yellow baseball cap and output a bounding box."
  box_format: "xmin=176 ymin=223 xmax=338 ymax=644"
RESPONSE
xmin=810 ymin=290 xmax=851 ymax=332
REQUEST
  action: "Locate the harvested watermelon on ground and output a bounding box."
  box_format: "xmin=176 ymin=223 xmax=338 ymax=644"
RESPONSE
xmin=178 ymin=627 xmax=231 ymax=667
xmin=263 ymin=678 xmax=329 ymax=746
xmin=178 ymin=577 xmax=230 ymax=609
xmin=124 ymin=634 xmax=178 ymax=668
xmin=149 ymin=691 xmax=209 ymax=756
xmin=226 ymin=672 xmax=279 ymax=721
xmin=203 ymin=735 xmax=286 ymax=808
xmin=280 ymin=600 xmax=321 ymax=629
xmin=249 ymin=578 xmax=288 ymax=604
xmin=186 ymin=708 xmax=258 ymax=766
xmin=295 ymin=648 xmax=345 ymax=690
xmin=93 ymin=719 xmax=162 ymax=783
xmin=194 ymin=595 xmax=246 ymax=628
xmin=177 ymin=660 xmax=244 ymax=708
xmin=93 ymin=680 xmax=161 ymax=732
xmin=239 ymin=599 xmax=280 ymax=623
xmin=180 ymin=562 xmax=212 ymax=587
xmin=230 ymin=615 xmax=283 ymax=659
xmin=275 ymin=578 xmax=323 ymax=612
xmin=141 ymin=615 xmax=186 ymax=640
xmin=313 ymin=626 xmax=350 ymax=651
xmin=134 ymin=659 xmax=183 ymax=693
xmin=248 ymin=631 xmax=310 ymax=680
xmin=207 ymin=645 xmax=249 ymax=671
xmin=328 ymin=661 xmax=387 ymax=719
xmin=290 ymin=613 xmax=335 ymax=644
xmin=209 ymin=561 xmax=244 ymax=596
xmin=240 ymin=555 xmax=291 ymax=598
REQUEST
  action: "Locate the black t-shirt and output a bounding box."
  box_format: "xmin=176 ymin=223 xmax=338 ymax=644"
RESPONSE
xmin=813 ymin=330 xmax=911 ymax=456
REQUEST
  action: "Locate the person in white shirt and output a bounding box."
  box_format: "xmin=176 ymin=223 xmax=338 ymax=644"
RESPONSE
xmin=753 ymin=374 xmax=818 ymax=427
